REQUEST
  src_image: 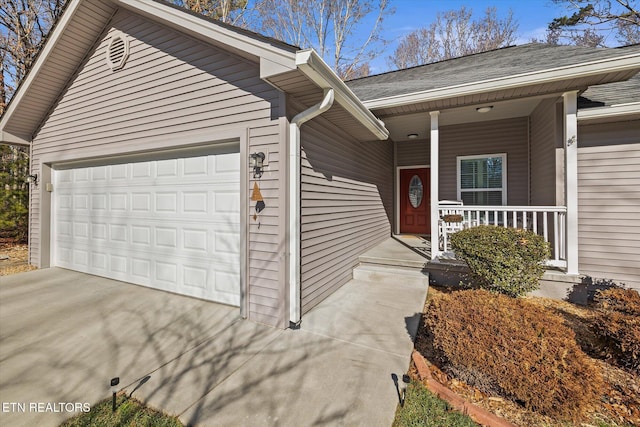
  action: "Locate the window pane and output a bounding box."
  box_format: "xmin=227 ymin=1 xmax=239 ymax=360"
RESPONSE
xmin=460 ymin=157 xmax=503 ymax=189
xmin=485 ymin=157 xmax=503 ymax=189
xmin=460 ymin=159 xmax=479 ymax=189
xmin=461 ymin=190 xmax=503 ymax=205
xmin=408 ymin=175 xmax=423 ymax=208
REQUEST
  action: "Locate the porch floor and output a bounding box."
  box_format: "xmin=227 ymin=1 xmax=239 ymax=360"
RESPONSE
xmin=359 ymin=235 xmax=430 ymax=269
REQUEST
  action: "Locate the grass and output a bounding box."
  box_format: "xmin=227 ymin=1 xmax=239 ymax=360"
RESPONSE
xmin=60 ymin=394 xmax=183 ymax=427
xmin=392 ymin=381 xmax=477 ymax=427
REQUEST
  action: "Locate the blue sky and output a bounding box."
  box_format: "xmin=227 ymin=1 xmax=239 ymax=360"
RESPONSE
xmin=368 ymin=0 xmax=567 ymax=72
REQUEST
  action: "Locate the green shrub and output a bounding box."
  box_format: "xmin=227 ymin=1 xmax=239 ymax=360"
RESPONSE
xmin=591 ymin=288 xmax=640 ymax=374
xmin=425 ymin=289 xmax=603 ymax=421
xmin=449 ymin=225 xmax=550 ymax=297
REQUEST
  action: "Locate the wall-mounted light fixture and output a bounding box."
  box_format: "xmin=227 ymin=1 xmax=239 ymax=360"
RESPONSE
xmin=407 ymin=133 xmax=419 ymax=139
xmin=249 ymin=152 xmax=265 ymax=178
xmin=26 ymin=173 xmax=38 ymax=186
xmin=476 ymin=106 xmax=493 ymax=113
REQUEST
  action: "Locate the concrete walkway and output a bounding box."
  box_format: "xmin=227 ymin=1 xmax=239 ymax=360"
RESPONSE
xmin=0 ymin=268 xmax=427 ymax=426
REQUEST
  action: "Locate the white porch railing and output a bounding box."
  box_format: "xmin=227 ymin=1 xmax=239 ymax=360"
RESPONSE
xmin=438 ymin=203 xmax=567 ymax=268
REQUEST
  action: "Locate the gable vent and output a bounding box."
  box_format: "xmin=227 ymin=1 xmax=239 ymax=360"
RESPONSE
xmin=107 ymin=31 xmax=129 ymax=71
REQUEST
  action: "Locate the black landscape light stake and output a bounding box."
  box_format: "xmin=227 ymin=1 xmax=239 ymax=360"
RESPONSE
xmin=402 ymin=374 xmax=410 ymax=406
xmin=110 ymin=377 xmax=120 ymax=412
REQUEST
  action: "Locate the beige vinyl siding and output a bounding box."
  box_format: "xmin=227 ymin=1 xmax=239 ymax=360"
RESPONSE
xmin=439 ymin=117 xmax=530 ymax=204
xmin=529 ymin=98 xmax=558 ymax=205
xmin=578 ymin=120 xmax=640 ymax=289
xmin=247 ymin=118 xmax=287 ymax=327
xmin=300 ymin=113 xmax=393 ymax=314
xmin=30 ymin=9 xmax=287 ymax=327
xmin=396 ymin=140 xmax=430 ymax=166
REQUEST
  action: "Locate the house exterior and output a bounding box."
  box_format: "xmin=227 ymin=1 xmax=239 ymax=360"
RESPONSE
xmin=346 ymin=43 xmax=640 ymax=291
xmin=1 ymin=0 xmax=638 ymax=329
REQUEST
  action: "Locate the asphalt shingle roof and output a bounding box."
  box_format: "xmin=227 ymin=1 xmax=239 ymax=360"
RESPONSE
xmin=579 ymin=72 xmax=640 ymax=108
xmin=346 ymin=43 xmax=640 ymax=104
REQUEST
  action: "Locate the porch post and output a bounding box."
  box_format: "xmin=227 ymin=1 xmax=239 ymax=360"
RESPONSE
xmin=563 ymin=91 xmax=579 ymax=275
xmin=430 ymin=111 xmax=440 ymax=259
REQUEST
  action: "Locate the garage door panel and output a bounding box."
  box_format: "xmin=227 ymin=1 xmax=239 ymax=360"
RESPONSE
xmin=53 ymin=152 xmax=240 ymax=306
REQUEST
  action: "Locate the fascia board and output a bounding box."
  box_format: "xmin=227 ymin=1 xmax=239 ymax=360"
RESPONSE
xmin=296 ymin=49 xmax=389 ymax=140
xmin=0 ymin=130 xmax=31 ymax=146
xmin=0 ymin=0 xmax=86 ymax=136
xmin=363 ymin=53 xmax=640 ymax=110
xmin=115 ymin=0 xmax=296 ymax=71
xmin=578 ymin=101 xmax=640 ymax=121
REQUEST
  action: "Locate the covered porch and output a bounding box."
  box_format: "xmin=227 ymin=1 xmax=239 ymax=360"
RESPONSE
xmin=345 ymin=44 xmax=640 ymax=279
xmin=379 ymin=92 xmax=578 ymax=273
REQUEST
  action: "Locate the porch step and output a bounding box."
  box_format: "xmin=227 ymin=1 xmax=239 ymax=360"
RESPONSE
xmin=358 ymin=254 xmax=427 ymax=270
xmin=353 ymin=264 xmax=429 ymax=287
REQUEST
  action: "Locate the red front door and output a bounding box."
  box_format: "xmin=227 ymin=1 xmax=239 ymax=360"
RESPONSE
xmin=400 ymin=168 xmax=430 ymax=234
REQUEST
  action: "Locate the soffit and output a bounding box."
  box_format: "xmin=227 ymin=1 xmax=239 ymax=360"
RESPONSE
xmin=371 ymin=69 xmax=639 ymax=119
xmin=2 ymin=0 xmax=118 ymax=141
xmin=267 ymin=69 xmax=385 ymax=141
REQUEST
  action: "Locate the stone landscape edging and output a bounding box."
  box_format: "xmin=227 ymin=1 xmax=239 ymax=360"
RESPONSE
xmin=411 ymin=350 xmax=518 ymax=427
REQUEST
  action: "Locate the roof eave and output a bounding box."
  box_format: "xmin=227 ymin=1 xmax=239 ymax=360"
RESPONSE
xmin=1 ymin=130 xmax=31 ymax=146
xmin=295 ymin=49 xmax=389 ymax=140
xmin=115 ymin=0 xmax=297 ymax=69
xmin=578 ymin=101 xmax=640 ymax=121
xmin=0 ymin=0 xmax=87 ymax=142
xmin=363 ymin=53 xmax=640 ymax=111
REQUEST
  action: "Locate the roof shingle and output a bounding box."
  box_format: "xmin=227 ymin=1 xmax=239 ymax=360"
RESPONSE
xmin=346 ymin=43 xmax=640 ymax=104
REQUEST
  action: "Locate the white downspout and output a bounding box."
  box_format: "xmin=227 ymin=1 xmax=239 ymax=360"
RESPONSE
xmin=289 ymin=88 xmax=334 ymax=326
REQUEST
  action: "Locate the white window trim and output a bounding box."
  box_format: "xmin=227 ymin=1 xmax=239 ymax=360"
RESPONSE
xmin=456 ymin=153 xmax=507 ymax=205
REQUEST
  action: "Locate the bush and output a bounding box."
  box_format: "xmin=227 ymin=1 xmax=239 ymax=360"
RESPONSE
xmin=449 ymin=225 xmax=550 ymax=297
xmin=425 ymin=289 xmax=603 ymax=421
xmin=591 ymin=288 xmax=640 ymax=374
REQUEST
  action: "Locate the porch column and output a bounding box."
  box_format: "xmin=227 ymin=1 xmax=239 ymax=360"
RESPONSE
xmin=430 ymin=111 xmax=440 ymax=259
xmin=563 ymin=91 xmax=579 ymax=275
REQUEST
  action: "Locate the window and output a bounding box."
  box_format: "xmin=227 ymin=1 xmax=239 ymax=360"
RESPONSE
xmin=457 ymin=154 xmax=506 ymax=205
xmin=408 ymin=175 xmax=423 ymax=208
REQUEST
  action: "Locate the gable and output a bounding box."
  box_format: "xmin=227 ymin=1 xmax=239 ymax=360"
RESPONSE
xmin=2 ymin=0 xmax=387 ymax=146
xmin=32 ymin=8 xmax=280 ymax=160
xmin=1 ymin=0 xmax=117 ymax=145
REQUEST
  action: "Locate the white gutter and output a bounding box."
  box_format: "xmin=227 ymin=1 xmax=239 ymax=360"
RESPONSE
xmin=577 ymin=101 xmax=640 ymax=121
xmin=295 ymin=49 xmax=388 ymax=140
xmin=289 ymin=88 xmax=335 ymax=326
xmin=363 ymin=53 xmax=640 ymax=110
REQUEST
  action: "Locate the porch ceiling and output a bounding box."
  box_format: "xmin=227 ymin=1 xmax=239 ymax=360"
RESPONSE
xmin=371 ymin=69 xmax=637 ymax=121
xmin=385 ymin=95 xmax=547 ymax=143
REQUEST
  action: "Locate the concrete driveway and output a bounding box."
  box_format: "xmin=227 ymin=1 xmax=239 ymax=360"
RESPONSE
xmin=0 ymin=268 xmax=427 ymax=426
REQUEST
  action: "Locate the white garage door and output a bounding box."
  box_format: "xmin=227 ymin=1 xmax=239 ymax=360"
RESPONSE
xmin=52 ymin=152 xmax=241 ymax=306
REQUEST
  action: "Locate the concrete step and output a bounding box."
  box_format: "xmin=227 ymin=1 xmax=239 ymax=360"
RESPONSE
xmin=353 ymin=263 xmax=429 ymax=287
xmin=358 ymin=254 xmax=427 ymax=270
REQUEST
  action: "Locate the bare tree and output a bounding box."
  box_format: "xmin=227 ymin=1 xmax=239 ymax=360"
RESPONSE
xmin=252 ymin=0 xmax=393 ymax=80
xmin=0 ymin=0 xmax=67 ymax=115
xmin=389 ymin=7 xmax=518 ymax=70
xmin=171 ymin=0 xmax=249 ymax=25
xmin=549 ymin=0 xmax=640 ymax=46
